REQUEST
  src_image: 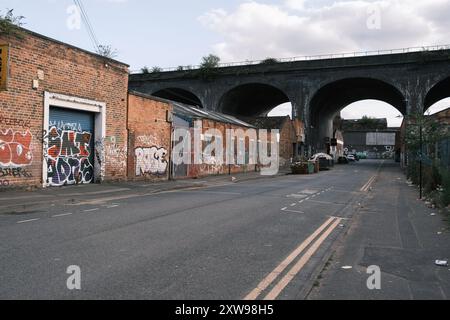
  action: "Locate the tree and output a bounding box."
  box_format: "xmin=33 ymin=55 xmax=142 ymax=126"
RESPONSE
xmin=0 ymin=9 xmax=25 ymax=38
xmin=96 ymin=44 xmax=118 ymax=59
xmin=141 ymin=66 xmax=150 ymax=74
xmin=404 ymin=111 xmax=450 ymax=199
xmin=198 ymin=54 xmax=221 ymax=80
xmin=151 ymin=66 xmax=162 ymax=73
xmin=200 ymin=54 xmax=220 ymax=69
xmin=260 ymin=58 xmax=279 ymax=65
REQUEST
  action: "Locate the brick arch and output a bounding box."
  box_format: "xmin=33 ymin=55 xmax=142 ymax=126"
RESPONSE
xmin=424 ymin=76 xmax=450 ymax=112
xmin=152 ymin=88 xmax=203 ymax=108
xmin=218 ymin=83 xmax=291 ymax=117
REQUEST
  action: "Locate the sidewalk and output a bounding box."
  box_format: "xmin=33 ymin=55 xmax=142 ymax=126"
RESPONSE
xmin=307 ymin=162 xmax=450 ymax=299
xmin=0 ymin=169 xmax=290 ymax=215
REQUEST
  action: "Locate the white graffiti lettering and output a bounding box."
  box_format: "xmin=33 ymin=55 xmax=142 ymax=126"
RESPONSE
xmin=135 ymin=146 xmax=168 ymax=176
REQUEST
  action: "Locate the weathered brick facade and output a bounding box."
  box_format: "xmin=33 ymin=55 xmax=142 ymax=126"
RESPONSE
xmin=127 ymin=92 xmax=172 ymax=181
xmin=0 ymin=29 xmax=129 ymax=188
xmin=187 ymin=119 xmax=256 ymax=178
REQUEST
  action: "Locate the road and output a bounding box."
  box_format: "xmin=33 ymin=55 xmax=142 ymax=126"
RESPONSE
xmin=0 ymin=159 xmax=442 ymax=300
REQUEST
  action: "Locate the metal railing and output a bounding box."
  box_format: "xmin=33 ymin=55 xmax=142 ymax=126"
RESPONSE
xmin=130 ymin=44 xmax=450 ymax=74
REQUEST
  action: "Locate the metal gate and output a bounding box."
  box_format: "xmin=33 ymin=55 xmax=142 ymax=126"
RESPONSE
xmin=46 ymin=107 xmax=95 ymax=186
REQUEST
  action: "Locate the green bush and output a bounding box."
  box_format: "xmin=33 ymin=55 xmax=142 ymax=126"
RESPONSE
xmin=423 ymin=164 xmax=441 ymax=195
xmin=440 ymin=169 xmax=450 ymax=207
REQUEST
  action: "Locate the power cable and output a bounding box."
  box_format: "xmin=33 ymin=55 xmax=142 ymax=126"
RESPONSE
xmin=73 ymin=0 xmax=100 ymax=52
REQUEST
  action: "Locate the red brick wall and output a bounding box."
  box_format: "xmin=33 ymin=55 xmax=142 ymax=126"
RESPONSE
xmin=186 ymin=119 xmax=255 ymax=178
xmin=127 ymin=93 xmax=172 ymax=181
xmin=278 ymin=119 xmax=295 ymax=165
xmin=0 ymin=29 xmax=129 ymax=188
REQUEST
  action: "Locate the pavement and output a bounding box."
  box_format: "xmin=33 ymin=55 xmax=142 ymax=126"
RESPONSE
xmin=0 ymin=160 xmax=448 ymax=300
xmin=307 ymin=161 xmax=450 ymax=300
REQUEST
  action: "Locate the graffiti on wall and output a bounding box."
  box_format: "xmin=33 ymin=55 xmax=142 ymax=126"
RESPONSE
xmin=0 ymin=129 xmax=33 ymax=167
xmin=94 ymin=136 xmax=127 ymax=175
xmin=135 ymin=146 xmax=168 ymax=176
xmin=136 ymin=135 xmax=160 ymax=147
xmin=0 ymin=116 xmax=31 ymax=129
xmin=44 ymin=126 xmax=94 ymax=186
xmin=200 ymin=154 xmax=223 ymax=175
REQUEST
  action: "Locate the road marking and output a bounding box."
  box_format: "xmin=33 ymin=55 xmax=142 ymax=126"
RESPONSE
xmin=244 ymin=217 xmax=336 ymax=300
xmin=71 ymin=184 xmax=235 ymax=206
xmin=52 ymin=213 xmax=73 ymax=218
xmin=264 ymin=218 xmax=341 ymax=300
xmin=360 ymin=175 xmax=376 ymax=192
xmin=308 ymin=200 xmax=347 ymax=206
xmin=281 ymin=207 xmax=287 ymax=211
xmin=290 ymin=203 xmax=296 ymax=207
xmin=83 ymin=208 xmax=99 ymax=212
xmin=282 ymin=209 xmax=305 ymax=214
xmin=107 ymin=205 xmax=119 ymax=208
xmin=287 ymin=194 xmax=307 ymax=199
xmin=189 ymin=191 xmax=241 ymax=195
xmin=17 ymin=218 xmax=40 ymax=224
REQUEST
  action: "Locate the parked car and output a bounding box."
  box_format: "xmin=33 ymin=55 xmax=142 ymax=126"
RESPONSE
xmin=346 ymin=154 xmax=356 ymax=162
xmin=310 ymin=153 xmax=334 ymax=170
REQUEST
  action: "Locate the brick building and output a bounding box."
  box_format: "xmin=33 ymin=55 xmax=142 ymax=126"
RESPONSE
xmin=341 ymin=118 xmax=399 ymax=159
xmin=0 ymin=28 xmax=129 ymax=189
xmin=244 ymin=116 xmax=305 ymax=166
xmin=127 ymin=92 xmax=172 ymax=181
xmin=171 ymin=102 xmax=257 ymax=179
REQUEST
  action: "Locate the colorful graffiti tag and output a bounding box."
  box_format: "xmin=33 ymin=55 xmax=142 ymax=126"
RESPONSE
xmin=135 ymin=146 xmax=168 ymax=176
xmin=45 ymin=126 xmax=94 ymax=186
xmin=0 ymin=129 xmax=33 ymax=167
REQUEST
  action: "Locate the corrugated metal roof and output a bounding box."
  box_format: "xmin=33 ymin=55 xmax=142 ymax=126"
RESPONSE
xmin=172 ymin=102 xmax=254 ymax=128
xmin=243 ymin=116 xmax=290 ymax=130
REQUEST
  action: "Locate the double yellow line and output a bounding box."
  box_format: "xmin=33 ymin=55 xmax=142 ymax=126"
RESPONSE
xmin=244 ymin=216 xmax=342 ymax=300
xmin=360 ymin=175 xmax=376 ymax=192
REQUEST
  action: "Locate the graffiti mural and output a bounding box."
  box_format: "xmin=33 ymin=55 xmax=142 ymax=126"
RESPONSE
xmin=0 ymin=129 xmax=33 ymax=167
xmin=44 ymin=126 xmax=94 ymax=186
xmin=136 ymin=135 xmax=160 ymax=147
xmin=0 ymin=179 xmax=9 ymax=187
xmin=0 ymin=167 xmax=33 ymax=178
xmin=94 ymin=136 xmax=127 ymax=176
xmin=135 ymin=146 xmax=168 ymax=176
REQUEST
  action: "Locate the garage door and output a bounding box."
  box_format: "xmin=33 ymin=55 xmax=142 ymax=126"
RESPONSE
xmin=46 ymin=107 xmax=95 ymax=186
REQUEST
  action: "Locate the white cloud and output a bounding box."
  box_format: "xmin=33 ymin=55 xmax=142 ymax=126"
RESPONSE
xmin=285 ymin=0 xmax=307 ymax=11
xmin=199 ymin=0 xmax=450 ymax=62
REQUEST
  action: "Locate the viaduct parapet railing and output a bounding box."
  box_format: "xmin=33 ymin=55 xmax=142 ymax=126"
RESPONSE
xmin=130 ymin=44 xmax=450 ymax=74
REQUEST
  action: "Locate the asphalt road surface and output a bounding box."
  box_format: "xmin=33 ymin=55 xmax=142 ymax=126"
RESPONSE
xmin=0 ymin=160 xmax=413 ymax=299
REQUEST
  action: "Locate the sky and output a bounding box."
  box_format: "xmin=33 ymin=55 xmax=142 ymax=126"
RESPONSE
xmin=2 ymin=0 xmax=450 ymax=126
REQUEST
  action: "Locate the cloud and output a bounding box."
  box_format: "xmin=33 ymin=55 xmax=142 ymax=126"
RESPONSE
xmin=199 ymin=0 xmax=450 ymax=62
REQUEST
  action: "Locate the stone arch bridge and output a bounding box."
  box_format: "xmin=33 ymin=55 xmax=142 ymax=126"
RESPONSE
xmin=129 ymin=49 xmax=450 ymax=152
